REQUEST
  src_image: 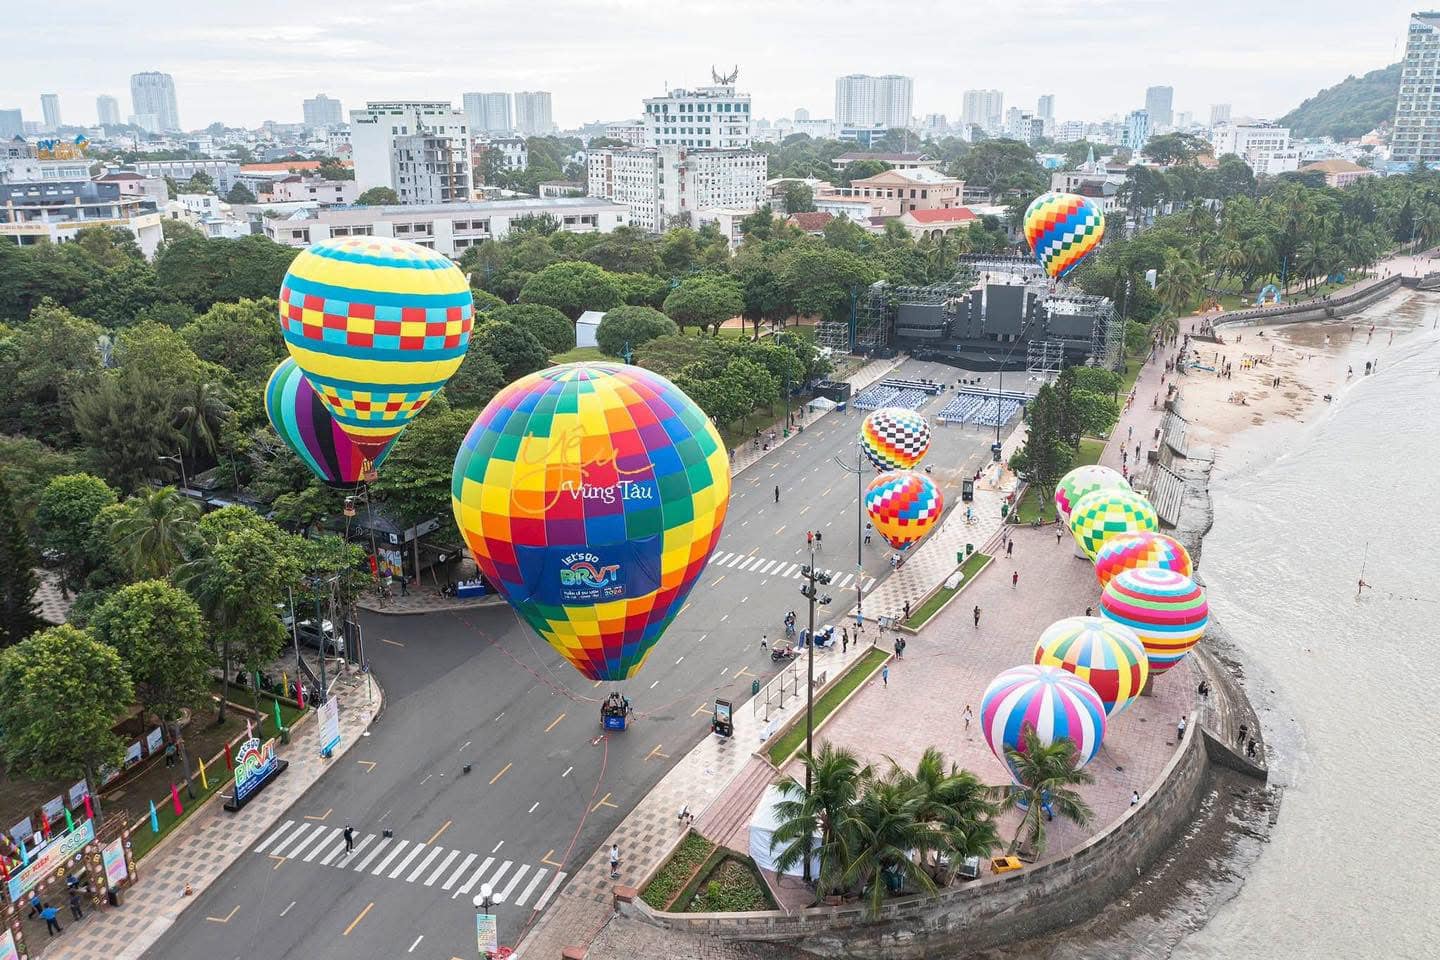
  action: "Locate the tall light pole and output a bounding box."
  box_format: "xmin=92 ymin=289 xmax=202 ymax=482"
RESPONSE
xmin=799 ymin=551 xmax=833 ymax=885
xmin=832 ymin=444 xmax=869 ymax=613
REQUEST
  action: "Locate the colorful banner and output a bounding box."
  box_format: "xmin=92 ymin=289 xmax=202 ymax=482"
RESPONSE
xmin=232 ymin=737 xmax=279 ymax=804
xmin=103 ymin=837 xmax=128 ymax=886
xmin=476 ymin=914 xmax=498 ymax=956
xmin=5 ymin=818 xmax=93 ymax=902
xmin=0 ymin=927 xmax=19 ymax=960
xmin=319 ymin=697 xmax=340 ymax=756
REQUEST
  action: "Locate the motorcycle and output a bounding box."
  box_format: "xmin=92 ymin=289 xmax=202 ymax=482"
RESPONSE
xmin=770 ymin=644 xmax=799 ymax=663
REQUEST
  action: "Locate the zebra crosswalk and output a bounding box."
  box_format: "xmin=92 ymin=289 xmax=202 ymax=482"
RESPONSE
xmin=253 ymin=820 xmax=567 ymax=911
xmin=707 ymin=550 xmax=875 ymax=592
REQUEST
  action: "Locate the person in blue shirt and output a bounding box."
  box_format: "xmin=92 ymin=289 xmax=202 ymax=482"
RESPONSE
xmin=40 ymin=903 xmax=62 ymax=936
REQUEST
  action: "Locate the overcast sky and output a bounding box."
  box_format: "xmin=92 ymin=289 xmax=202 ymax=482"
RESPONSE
xmin=2 ymin=0 xmax=1419 ymax=130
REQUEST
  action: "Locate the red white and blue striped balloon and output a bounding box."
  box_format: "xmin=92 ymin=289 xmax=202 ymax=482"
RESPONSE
xmin=980 ymin=664 xmax=1107 ymax=783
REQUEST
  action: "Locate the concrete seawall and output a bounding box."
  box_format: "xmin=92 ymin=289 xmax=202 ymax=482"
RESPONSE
xmin=1212 ymin=274 xmax=1404 ymax=330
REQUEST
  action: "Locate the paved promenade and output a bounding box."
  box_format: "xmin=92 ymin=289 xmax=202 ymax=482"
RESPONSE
xmin=34 ymin=669 xmax=380 ymax=960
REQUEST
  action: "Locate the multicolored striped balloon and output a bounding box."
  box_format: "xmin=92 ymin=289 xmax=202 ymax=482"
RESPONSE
xmin=1022 ymin=191 xmax=1106 ymax=280
xmin=1068 ymin=488 xmax=1158 ymax=560
xmin=1033 ymin=616 xmax=1149 ymax=716
xmin=980 ymin=664 xmax=1107 ymax=783
xmin=264 ymin=358 xmax=394 ymax=487
xmin=1100 ymin=568 xmax=1209 ymax=674
xmin=278 ymin=236 xmax=474 ymax=460
xmin=860 ymin=407 xmax=932 ymax=471
xmin=1094 ymin=532 xmax=1193 ymax=590
xmin=451 ymin=363 xmax=730 ymax=681
xmin=864 ymin=471 xmax=944 ymax=550
xmin=1054 ymin=464 xmax=1129 ymax=524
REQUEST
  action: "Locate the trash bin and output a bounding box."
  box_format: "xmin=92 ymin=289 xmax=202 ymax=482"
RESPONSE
xmin=752 ymin=678 xmax=760 ymax=696
xmin=965 ymin=543 xmax=974 ymax=556
xmin=1000 ymin=503 xmax=1009 ymax=518
xmin=107 ymin=888 xmax=121 ymax=907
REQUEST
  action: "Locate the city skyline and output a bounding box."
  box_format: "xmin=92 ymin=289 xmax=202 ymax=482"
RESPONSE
xmin=1 ymin=0 xmax=1419 ymax=131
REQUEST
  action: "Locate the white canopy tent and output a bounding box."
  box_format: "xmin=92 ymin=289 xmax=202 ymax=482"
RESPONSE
xmin=748 ymin=783 xmax=820 ymax=878
xmin=807 ymin=396 xmax=838 ymax=413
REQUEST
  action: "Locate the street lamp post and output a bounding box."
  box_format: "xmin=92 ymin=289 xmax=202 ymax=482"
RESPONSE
xmin=157 ymin=450 xmax=188 ymax=491
xmin=799 ymin=551 xmax=833 ymax=886
xmin=832 ymin=444 xmax=868 ymax=614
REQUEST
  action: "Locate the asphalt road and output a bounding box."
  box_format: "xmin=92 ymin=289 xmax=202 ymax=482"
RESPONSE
xmin=142 ymin=360 xmax=1025 ymax=960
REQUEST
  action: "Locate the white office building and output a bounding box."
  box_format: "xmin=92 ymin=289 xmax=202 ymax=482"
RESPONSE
xmin=514 ymin=92 xmax=554 ymax=135
xmin=262 ymin=196 xmax=627 ymax=256
xmin=350 ymin=101 xmax=472 ymax=204
xmin=463 ymin=92 xmax=513 ymax=134
xmin=130 ymin=72 xmax=180 ymax=132
xmin=834 ymin=74 xmax=912 ymax=129
xmin=587 ymin=146 xmax=765 ymax=233
xmin=1209 ymin=103 xmax=1232 ymax=128
xmin=1122 ymin=109 xmax=1151 ymax=151
xmin=1210 ymin=123 xmax=1299 ymax=175
xmin=1005 ymin=108 xmax=1044 ymax=145
xmin=961 ymin=89 xmax=1004 ymax=134
xmin=40 ymin=95 xmax=60 ymax=131
xmin=643 ymin=81 xmax=753 ymax=149
xmin=1394 ymin=12 xmax=1440 ymax=163
xmin=96 ymin=95 xmax=121 ymax=126
xmin=303 ymin=94 xmax=344 ymax=129
xmin=130 ymin=158 xmax=240 ymax=193
xmin=1056 ymin=120 xmax=1088 ymax=143
xmin=604 ymin=120 xmax=647 ymax=146
xmin=477 ymin=136 xmax=528 ymax=176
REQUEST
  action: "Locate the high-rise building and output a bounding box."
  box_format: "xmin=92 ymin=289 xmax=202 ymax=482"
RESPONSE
xmin=96 ymin=95 xmax=121 ymax=126
xmin=303 ymin=94 xmax=344 ymax=128
xmin=1123 ymin=110 xmax=1152 ymax=151
xmin=961 ymin=89 xmax=1004 ymax=133
xmin=349 ymin=101 xmax=473 ymax=204
xmin=40 ymin=95 xmax=61 ymax=131
xmin=0 ymin=109 xmax=23 ymax=139
xmin=643 ymin=78 xmax=752 ymax=149
xmin=130 ymin=72 xmax=180 ymax=132
xmin=1211 ymin=123 xmax=1298 ymax=175
xmin=587 ymin=145 xmax=766 ymax=233
xmin=463 ymin=93 xmax=513 ymax=134
xmin=834 ymin=75 xmax=913 ymax=129
xmin=1036 ymin=94 xmax=1055 ymax=121
xmin=795 ymin=107 xmax=810 ymax=123
xmin=514 ymin=92 xmax=554 ymax=135
xmin=1144 ymin=85 xmax=1174 ymax=127
xmin=1209 ymin=103 xmax=1232 ymax=127
xmin=1395 ymin=12 xmax=1440 ymax=163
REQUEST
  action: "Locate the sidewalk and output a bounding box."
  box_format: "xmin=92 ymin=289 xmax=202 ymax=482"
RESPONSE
xmin=36 ymin=670 xmax=381 ymax=960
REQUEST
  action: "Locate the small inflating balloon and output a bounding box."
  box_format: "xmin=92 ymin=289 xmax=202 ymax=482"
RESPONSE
xmin=264 ymin=358 xmax=393 ymax=487
xmin=1023 ymin=191 xmax=1106 ymax=280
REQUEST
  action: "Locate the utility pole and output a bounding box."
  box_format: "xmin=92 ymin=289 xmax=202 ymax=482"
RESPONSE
xmin=832 ymin=445 xmax=869 ymax=613
xmin=798 ymin=552 xmax=833 ymax=886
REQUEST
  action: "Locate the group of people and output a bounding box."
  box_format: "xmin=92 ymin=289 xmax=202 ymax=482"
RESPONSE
xmin=25 ymin=875 xmax=87 ymax=938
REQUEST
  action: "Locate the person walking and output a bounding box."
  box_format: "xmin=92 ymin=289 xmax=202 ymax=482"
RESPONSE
xmin=815 ymin=531 xmax=822 ymax=550
xmin=1246 ymin=738 xmax=1259 ymax=759
xmin=903 ymin=600 xmax=911 ymax=621
xmin=343 ymin=824 xmax=355 ymax=854
xmin=41 ymin=904 xmax=62 ymax=936
xmin=774 ymin=485 xmax=780 ymax=503
xmin=1237 ymin=723 xmax=1248 ymax=746
xmin=1006 ymin=539 xmax=1013 ymax=558
xmin=841 ymin=629 xmax=848 ymax=654
xmin=1056 ymin=526 xmax=1062 ymax=545
xmin=973 ymin=605 xmax=981 ymax=627
xmin=807 ymin=530 xmax=813 ymax=547
xmin=881 ymin=665 xmax=889 ymax=687
xmin=1012 ymin=570 xmax=1019 ymax=588
xmin=68 ymin=890 xmax=83 ymax=921
xmin=27 ymin=892 xmax=42 ymax=919
xmin=1177 ymin=716 xmax=1187 ymax=739
xmin=1130 ymin=790 xmax=1140 ymax=807
xmin=962 ymin=704 xmax=973 ymax=730
xmin=609 ymin=844 xmax=621 ymax=879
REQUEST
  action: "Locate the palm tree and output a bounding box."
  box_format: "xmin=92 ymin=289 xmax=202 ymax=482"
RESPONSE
xmin=837 ymin=776 xmax=935 ymax=917
xmin=110 ymin=486 xmax=200 ymax=580
xmin=997 ymin=727 xmax=1095 ymax=858
xmin=175 ymin=547 xmax=239 ymax=723
xmin=888 ymin=748 xmax=999 ymax=882
xmin=770 ymin=744 xmax=871 ymax=896
xmin=173 ymin=381 xmax=233 ymax=468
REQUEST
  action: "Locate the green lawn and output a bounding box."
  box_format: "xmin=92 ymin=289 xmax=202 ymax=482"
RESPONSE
xmin=551 ymin=346 xmax=606 ymax=364
xmin=766 ymin=647 xmax=889 ymax=766
xmin=904 ymin=552 xmax=991 ymax=629
xmin=641 ymin=832 xmax=716 ymax=909
xmin=1012 ymin=438 xmax=1102 ymax=525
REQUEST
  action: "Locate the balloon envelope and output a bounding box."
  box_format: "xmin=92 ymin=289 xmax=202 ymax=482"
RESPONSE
xmin=864 ymin=471 xmax=943 ymax=550
xmin=1093 ymin=532 xmax=1193 ymax=590
xmin=264 ymin=358 xmax=394 ymax=487
xmin=278 ymin=236 xmax=473 ymax=460
xmin=451 ymin=363 xmax=730 ymax=681
xmin=1054 ymin=464 xmax=1128 ymax=524
xmin=860 ymin=407 xmax=932 ymax=471
xmin=1068 ymin=488 xmax=1158 ymax=560
xmin=1023 ymin=191 xmax=1106 ymax=280
xmin=980 ymin=664 xmax=1106 ymax=783
xmin=1100 ymin=568 xmax=1209 ymax=674
xmin=1033 ymin=616 xmax=1149 ymax=717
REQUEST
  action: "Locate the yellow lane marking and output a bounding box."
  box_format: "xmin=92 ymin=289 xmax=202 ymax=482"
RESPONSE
xmin=775 ymin=525 xmax=786 ymax=535
xmin=734 ymin=666 xmax=756 ymax=680
xmin=268 ymin=854 xmax=285 ymax=870
xmin=593 ymin=680 xmax=603 ymax=688
xmin=304 ymin=807 xmax=332 ymax=821
xmin=426 ymin=819 xmax=452 ymax=845
xmin=545 ymin=712 xmax=566 ymax=733
xmin=342 ymin=901 xmax=375 ymax=936
xmin=711 ymin=574 xmax=726 ymax=587
xmin=691 ymin=702 xmax=711 ymax=717
xmin=206 ymin=905 xmax=240 ymax=923
xmin=591 ymin=792 xmax=618 ymax=812
xmin=679 ymin=602 xmax=691 ymax=617
xmin=380 ymin=637 xmax=405 ymax=647
xmin=645 ymin=744 xmax=671 ymax=762
xmin=489 ymin=762 xmax=512 ymax=785
xmin=356 ymin=760 xmax=377 ymax=773
xmin=542 ymin=849 xmax=565 ymax=868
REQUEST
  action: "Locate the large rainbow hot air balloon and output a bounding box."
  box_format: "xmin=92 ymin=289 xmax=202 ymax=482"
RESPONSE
xmin=980 ymin=664 xmax=1107 ymax=783
xmin=860 ymin=407 xmax=932 ymax=471
xmin=278 ymin=236 xmax=473 ymax=460
xmin=1054 ymin=464 xmax=1129 ymax=524
xmin=1068 ymin=488 xmax=1158 ymax=560
xmin=1100 ymin=568 xmax=1209 ymax=675
xmin=1093 ymin=532 xmax=1192 ymax=590
xmin=265 ymin=358 xmax=394 ymax=487
xmin=864 ymin=471 xmax=943 ymax=550
xmin=451 ymin=363 xmax=730 ymax=682
xmin=1023 ymin=191 xmax=1106 ymax=280
xmin=1033 ymin=617 xmax=1149 ymax=717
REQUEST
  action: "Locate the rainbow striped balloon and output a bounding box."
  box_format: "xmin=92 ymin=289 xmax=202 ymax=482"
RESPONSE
xmin=1094 ymin=532 xmax=1193 ymax=590
xmin=1022 ymin=191 xmax=1106 ymax=280
xmin=451 ymin=363 xmax=730 ymax=681
xmin=1100 ymin=568 xmax=1209 ymax=674
xmin=1068 ymin=488 xmax=1158 ymax=560
xmin=860 ymin=407 xmax=932 ymax=471
xmin=265 ymin=359 xmax=394 ymax=487
xmin=1033 ymin=616 xmax=1149 ymax=716
xmin=1054 ymin=464 xmax=1129 ymax=524
xmin=980 ymin=664 xmax=1107 ymax=783
xmin=278 ymin=236 xmax=473 ymax=460
xmin=864 ymin=471 xmax=944 ymax=550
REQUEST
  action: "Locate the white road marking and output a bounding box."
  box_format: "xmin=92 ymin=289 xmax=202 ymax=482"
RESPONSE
xmin=486 ymin=860 xmax=514 ymax=890
xmin=419 ymin=774 xmax=432 ymax=785
xmin=454 ymin=857 xmax=495 ymax=897
xmin=255 ymin=820 xmax=295 ymax=854
xmin=371 ymin=839 xmax=410 ymax=875
xmin=759 ymin=560 xmax=777 ymax=573
xmin=405 ymin=846 xmax=443 ymax=882
xmin=460 ymin=740 xmax=472 ymax=751
xmin=675 ymin=656 xmax=684 ymax=664
xmin=725 ymin=554 xmax=743 ymax=567
xmin=266 ymin=822 xmax=311 ymax=858
xmin=719 ymin=614 xmax=729 ymax=622
xmin=649 ymin=679 xmax=659 ymax=689
xmin=331 ymin=834 xmax=372 ymax=866
xmin=561 ymin=766 xmax=573 ymax=778
xmin=425 ymin=849 xmax=461 ymax=886
xmin=387 ymin=842 xmax=426 ymax=879
xmin=441 ymin=853 xmax=477 ymax=890
xmin=739 ymin=557 xmax=758 ymax=570
xmin=491 ymin=840 xmax=504 ymax=854
xmin=528 ymin=801 xmax=539 ymax=813
xmin=352 ymin=836 xmax=390 ymax=871
xmin=304 ymin=827 xmax=343 ymax=862
xmin=495 ymin=864 xmax=530 ymax=903
xmin=320 ymin=833 xmax=356 ymax=866
xmin=514 ymin=868 xmax=548 ymax=907
xmin=533 ymin=870 xmax=568 ymax=910
xmin=407 ymin=935 xmax=424 ymax=953
xmin=280 ymin=900 xmax=296 ymax=917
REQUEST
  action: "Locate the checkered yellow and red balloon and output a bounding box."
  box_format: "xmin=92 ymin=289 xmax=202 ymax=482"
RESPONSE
xmin=860 ymin=407 xmax=932 ymax=471
xmin=1093 ymin=531 xmax=1193 ymax=589
xmin=1023 ymin=191 xmax=1106 ymax=280
xmin=451 ymin=363 xmax=730 ymax=681
xmin=864 ymin=470 xmax=943 ymax=550
xmin=278 ymin=236 xmax=473 ymax=460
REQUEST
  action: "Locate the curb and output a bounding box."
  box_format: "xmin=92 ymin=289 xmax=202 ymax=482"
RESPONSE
xmin=762 ymin=648 xmax=893 ymax=769
xmin=897 ymin=554 xmax=993 ymax=635
xmin=355 ymin=595 xmax=506 ymax=616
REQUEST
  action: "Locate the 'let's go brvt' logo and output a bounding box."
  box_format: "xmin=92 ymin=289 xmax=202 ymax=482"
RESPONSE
xmin=560 ymin=552 xmax=620 ymax=588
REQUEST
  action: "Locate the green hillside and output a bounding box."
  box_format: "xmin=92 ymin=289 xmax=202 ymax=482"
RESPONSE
xmin=1278 ymin=63 xmax=1400 ymax=139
